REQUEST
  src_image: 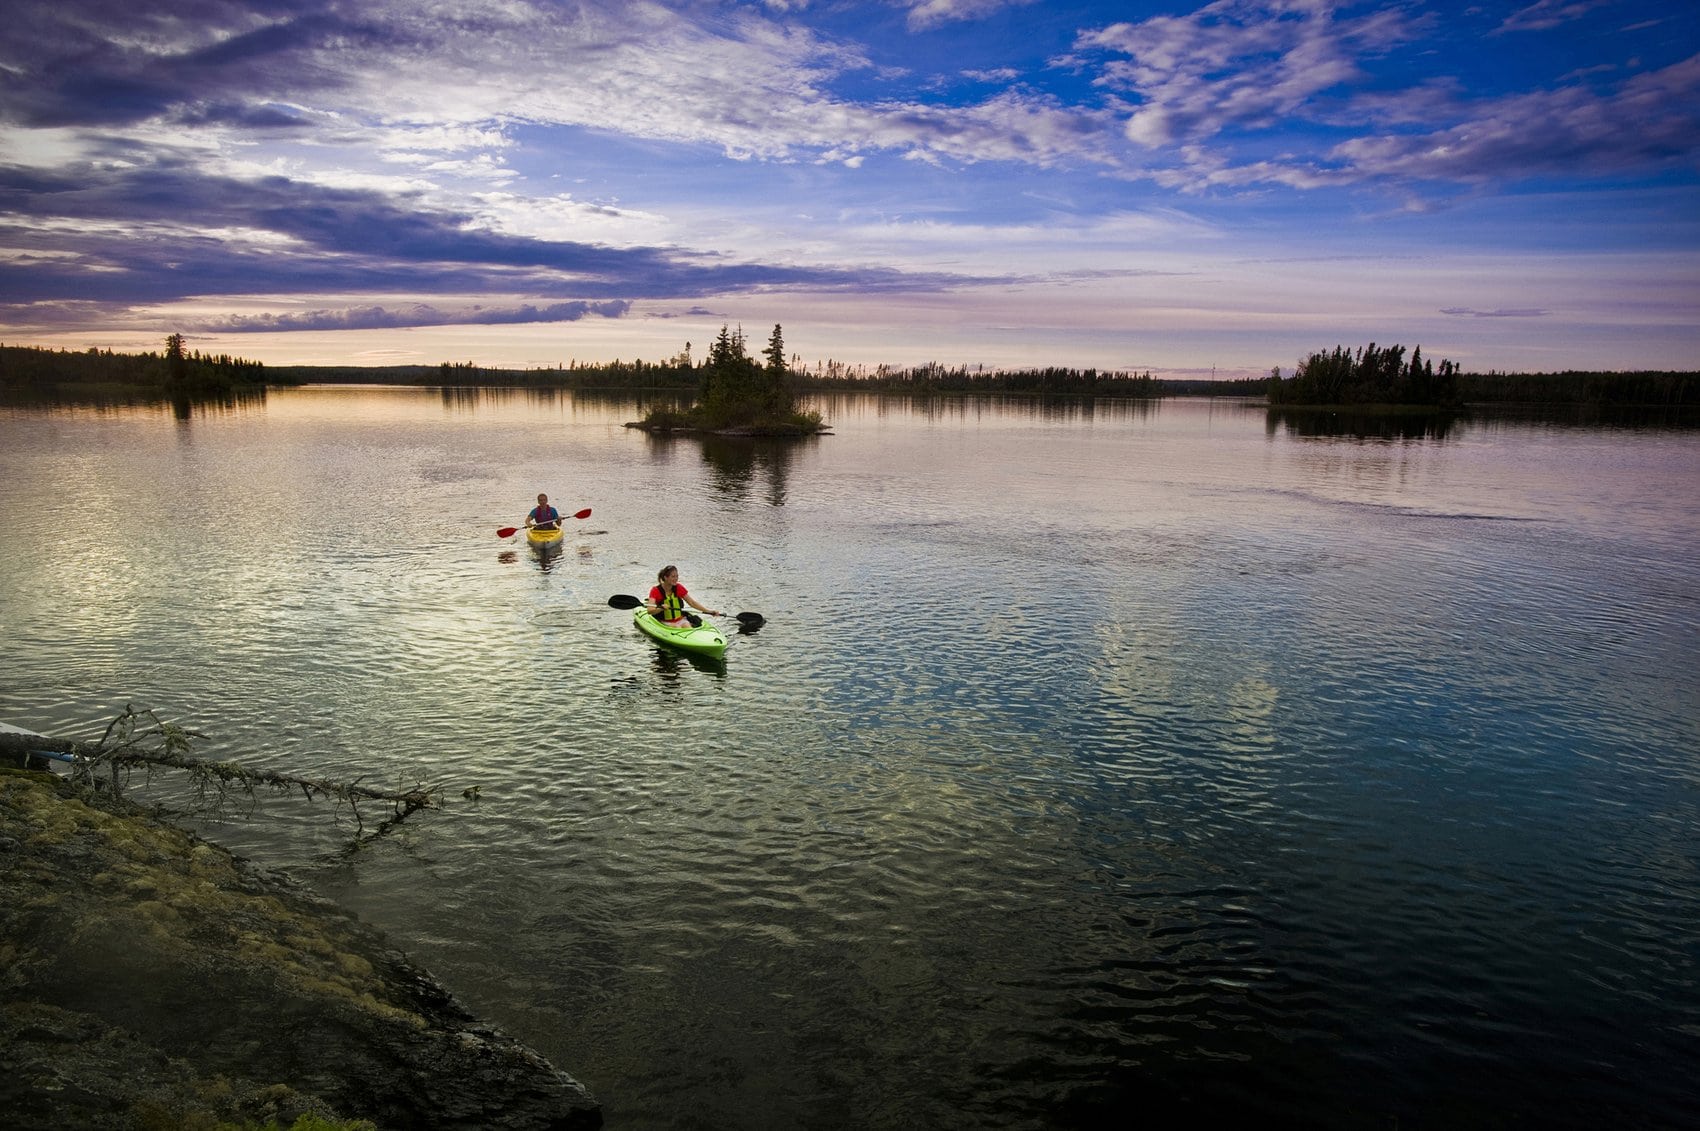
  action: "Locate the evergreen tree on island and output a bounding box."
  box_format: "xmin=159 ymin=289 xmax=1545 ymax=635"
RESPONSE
xmin=638 ymin=323 xmax=823 ymax=436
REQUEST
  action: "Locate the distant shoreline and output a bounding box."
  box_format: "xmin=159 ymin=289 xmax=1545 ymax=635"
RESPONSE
xmin=4 ymin=342 xmax=1696 ymax=412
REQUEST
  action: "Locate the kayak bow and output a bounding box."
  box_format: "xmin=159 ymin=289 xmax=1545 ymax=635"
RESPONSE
xmin=633 ymin=608 xmax=727 ymax=659
xmin=526 ymin=526 xmax=564 ymax=550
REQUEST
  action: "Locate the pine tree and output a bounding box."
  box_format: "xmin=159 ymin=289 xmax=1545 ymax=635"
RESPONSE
xmin=165 ymin=333 xmax=188 ymax=385
xmin=762 ymin=324 xmax=793 ymax=416
xmin=700 ymin=324 xmax=761 ymax=426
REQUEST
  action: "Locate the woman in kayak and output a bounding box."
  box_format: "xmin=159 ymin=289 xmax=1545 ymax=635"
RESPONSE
xmin=647 ymin=565 xmax=721 ymax=626
xmin=525 ymin=493 xmax=561 ymax=532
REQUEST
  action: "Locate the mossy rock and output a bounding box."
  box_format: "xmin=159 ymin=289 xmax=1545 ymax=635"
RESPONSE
xmin=0 ymin=772 xmax=600 ymax=1129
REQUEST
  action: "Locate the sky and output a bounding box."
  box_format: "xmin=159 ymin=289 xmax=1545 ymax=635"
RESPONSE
xmin=2 ymin=0 xmax=1697 ymax=380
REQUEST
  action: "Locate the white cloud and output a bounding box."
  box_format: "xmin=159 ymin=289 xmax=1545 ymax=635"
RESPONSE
xmin=255 ymin=2 xmax=1110 ymax=172
xmin=901 ymin=0 xmax=1037 ymax=33
xmin=1081 ymin=0 xmax=1412 ymax=150
xmin=466 ymin=191 xmax=675 ymax=246
xmin=1328 ymin=53 xmax=1700 ymax=183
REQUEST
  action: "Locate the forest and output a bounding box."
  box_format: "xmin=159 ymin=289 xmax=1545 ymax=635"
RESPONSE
xmin=0 ymin=336 xmax=265 ymax=397
xmin=1267 ymin=343 xmax=1459 ymax=407
xmin=1456 ymin=368 xmax=1698 ymax=407
xmin=264 ymin=357 xmax=700 ymax=391
xmin=803 ymin=361 xmax=1159 ymax=397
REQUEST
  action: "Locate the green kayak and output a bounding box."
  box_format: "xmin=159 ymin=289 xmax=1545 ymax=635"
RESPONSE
xmin=633 ymin=608 xmax=728 ymax=659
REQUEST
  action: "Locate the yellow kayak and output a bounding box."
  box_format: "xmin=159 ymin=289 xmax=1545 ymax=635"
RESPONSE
xmin=526 ymin=526 xmax=564 ymax=551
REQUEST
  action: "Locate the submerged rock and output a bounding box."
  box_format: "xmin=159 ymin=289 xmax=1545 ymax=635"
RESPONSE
xmin=0 ymin=769 xmax=602 ymax=1129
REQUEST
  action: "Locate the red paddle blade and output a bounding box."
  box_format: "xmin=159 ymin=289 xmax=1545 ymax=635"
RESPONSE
xmin=573 ymin=507 xmax=592 ymax=519
xmin=496 ymin=526 xmax=519 ymax=538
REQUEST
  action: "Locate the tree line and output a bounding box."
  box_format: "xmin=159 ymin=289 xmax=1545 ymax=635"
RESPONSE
xmin=1457 ymin=369 xmax=1697 ymax=407
xmin=263 ymin=357 xmax=703 ymax=390
xmin=0 ymin=337 xmax=266 ymax=396
xmin=803 ymin=361 xmax=1159 ymax=397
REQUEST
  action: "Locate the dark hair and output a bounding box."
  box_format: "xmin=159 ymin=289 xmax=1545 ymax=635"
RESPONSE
xmin=657 ymin=565 xmax=678 ymax=583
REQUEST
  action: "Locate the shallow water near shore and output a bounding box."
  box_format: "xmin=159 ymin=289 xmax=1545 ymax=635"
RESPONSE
xmin=2 ymin=387 xmax=1697 ymax=1128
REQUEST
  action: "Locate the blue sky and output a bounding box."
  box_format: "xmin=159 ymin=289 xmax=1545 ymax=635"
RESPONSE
xmin=2 ymin=0 xmax=1696 ymax=378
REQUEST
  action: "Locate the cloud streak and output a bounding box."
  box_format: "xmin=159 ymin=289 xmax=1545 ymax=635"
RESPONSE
xmin=206 ymin=299 xmax=634 ymax=333
xmin=0 ymin=161 xmax=985 ymax=321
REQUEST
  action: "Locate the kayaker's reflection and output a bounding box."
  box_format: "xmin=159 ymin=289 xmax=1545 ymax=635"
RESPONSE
xmin=646 ymin=565 xmax=720 ymax=625
xmin=650 ymin=648 xmax=725 ymax=680
xmin=496 ymin=546 xmax=560 ymax=570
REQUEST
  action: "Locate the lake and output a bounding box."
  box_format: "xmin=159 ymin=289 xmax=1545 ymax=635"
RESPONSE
xmin=2 ymin=387 xmax=1697 ymax=1129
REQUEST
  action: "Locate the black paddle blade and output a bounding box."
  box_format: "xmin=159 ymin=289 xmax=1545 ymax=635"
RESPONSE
xmin=608 ymin=594 xmax=642 ymax=609
xmin=735 ymin=612 xmax=765 ymax=627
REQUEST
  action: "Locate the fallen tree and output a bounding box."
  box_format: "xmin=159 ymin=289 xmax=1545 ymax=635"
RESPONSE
xmin=0 ymin=705 xmax=445 ymax=835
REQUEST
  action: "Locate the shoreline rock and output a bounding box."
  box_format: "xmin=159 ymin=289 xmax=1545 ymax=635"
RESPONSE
xmin=0 ymin=768 xmax=602 ymax=1129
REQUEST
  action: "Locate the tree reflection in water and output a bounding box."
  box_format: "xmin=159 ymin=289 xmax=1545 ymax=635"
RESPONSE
xmin=1267 ymin=407 xmax=1460 ymax=442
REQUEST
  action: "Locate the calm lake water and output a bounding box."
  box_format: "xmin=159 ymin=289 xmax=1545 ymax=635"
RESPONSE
xmin=2 ymin=387 xmax=1697 ymax=1129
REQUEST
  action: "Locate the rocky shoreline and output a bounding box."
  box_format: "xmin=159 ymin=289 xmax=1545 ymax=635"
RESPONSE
xmin=0 ymin=767 xmax=602 ymax=1130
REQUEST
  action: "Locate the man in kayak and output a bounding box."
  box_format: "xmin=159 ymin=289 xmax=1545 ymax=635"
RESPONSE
xmin=647 ymin=565 xmax=721 ymax=626
xmin=525 ymin=493 xmax=561 ymax=533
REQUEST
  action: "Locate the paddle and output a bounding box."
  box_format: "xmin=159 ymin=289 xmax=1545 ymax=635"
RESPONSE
xmin=607 ymin=594 xmax=764 ymax=628
xmin=497 ymin=507 xmax=591 ymax=538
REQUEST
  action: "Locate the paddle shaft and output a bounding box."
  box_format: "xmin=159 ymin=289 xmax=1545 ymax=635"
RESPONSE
xmin=608 ymin=593 xmax=763 ymax=626
xmin=498 ymin=507 xmax=591 ymax=538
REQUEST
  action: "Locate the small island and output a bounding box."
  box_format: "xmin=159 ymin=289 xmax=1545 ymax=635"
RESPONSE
xmin=1261 ymin=341 xmax=1696 ymax=416
xmin=627 ymin=324 xmax=827 ymax=437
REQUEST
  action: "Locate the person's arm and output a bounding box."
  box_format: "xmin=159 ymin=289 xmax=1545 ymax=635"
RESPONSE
xmin=684 ymin=593 xmax=720 ymax=616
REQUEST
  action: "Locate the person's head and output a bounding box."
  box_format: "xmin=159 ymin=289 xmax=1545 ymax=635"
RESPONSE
xmin=657 ymin=565 xmax=679 ymax=586
xmin=536 ymin=493 xmax=549 ymax=505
